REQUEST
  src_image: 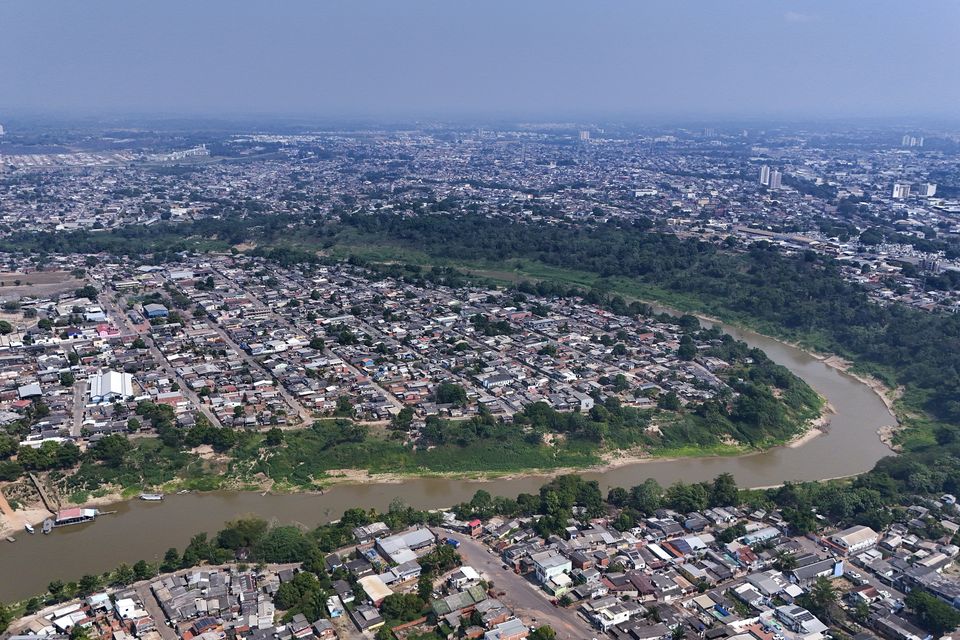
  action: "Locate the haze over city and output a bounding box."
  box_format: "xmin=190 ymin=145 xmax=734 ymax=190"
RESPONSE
xmin=1 ymin=0 xmax=959 ymax=121
xmin=3 ymin=3 xmax=960 ymax=640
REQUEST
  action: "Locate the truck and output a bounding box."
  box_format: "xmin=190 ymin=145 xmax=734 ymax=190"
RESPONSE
xmin=445 ymin=537 xmax=461 ymax=548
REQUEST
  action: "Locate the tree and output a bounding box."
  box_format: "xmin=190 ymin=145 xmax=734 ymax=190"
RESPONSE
xmin=469 ymin=489 xmax=493 ymax=517
xmin=254 ymin=525 xmax=315 ymax=563
xmin=799 ymin=577 xmax=837 ymax=622
xmin=906 ymin=589 xmax=960 ymax=636
xmin=0 ymin=320 xmax=12 ymax=335
xmin=717 ymin=522 xmax=747 ymax=544
xmin=69 ymin=625 xmax=90 ymax=640
xmin=530 ymin=626 xmax=557 ymax=640
xmin=607 ymin=486 xmax=629 ymax=507
xmin=417 ymin=574 xmax=433 ymax=600
xmin=112 ymin=563 xmax=135 ymax=586
xmin=380 ymin=593 xmax=425 ymax=622
xmin=77 ymin=573 xmax=100 ymax=596
xmin=435 ymin=382 xmax=468 ymax=406
xmin=0 ymin=460 xmax=22 ymax=481
xmin=658 ymin=391 xmax=681 ymax=411
xmin=710 ymin=473 xmax=740 ymax=507
xmin=334 ymin=395 xmax=353 ymax=417
xmin=133 ymin=560 xmax=156 ymax=580
xmin=773 ymin=551 xmax=797 ymax=572
xmin=217 ymin=517 xmax=269 ymax=552
xmin=264 ymin=427 xmax=283 ymax=446
xmin=628 ymin=479 xmax=663 ymax=515
xmin=160 ymin=548 xmax=180 ymax=573
xmin=664 ymin=481 xmax=709 ymax=513
xmin=59 ymin=371 xmax=76 ymax=386
xmin=48 ymin=579 xmax=66 ymax=601
xmin=91 ymin=434 xmax=132 ymax=467
xmin=678 ymin=336 xmax=697 ymax=360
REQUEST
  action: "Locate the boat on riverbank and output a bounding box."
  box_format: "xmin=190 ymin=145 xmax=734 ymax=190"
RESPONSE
xmin=24 ymin=523 xmax=34 ymax=534
xmin=139 ymin=493 xmax=164 ymax=501
xmin=52 ymin=507 xmax=98 ymax=528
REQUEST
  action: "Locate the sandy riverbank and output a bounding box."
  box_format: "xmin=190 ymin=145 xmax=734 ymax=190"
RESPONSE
xmin=683 ymin=309 xmax=902 ymax=450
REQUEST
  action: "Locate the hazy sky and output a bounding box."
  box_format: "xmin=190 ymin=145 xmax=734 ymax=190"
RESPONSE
xmin=2 ymin=0 xmax=958 ymax=121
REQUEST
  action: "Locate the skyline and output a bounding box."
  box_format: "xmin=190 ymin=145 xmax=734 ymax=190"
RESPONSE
xmin=2 ymin=0 xmax=959 ymax=121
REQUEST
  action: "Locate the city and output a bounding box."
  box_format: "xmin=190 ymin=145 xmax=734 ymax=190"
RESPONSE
xmin=2 ymin=1 xmax=960 ymax=640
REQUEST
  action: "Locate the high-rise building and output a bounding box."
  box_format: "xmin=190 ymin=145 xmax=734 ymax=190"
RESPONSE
xmin=892 ymin=183 xmax=911 ymax=199
xmin=579 ymin=130 xmax=590 ymax=141
xmin=902 ymin=134 xmax=912 ymax=146
xmin=0 ymin=124 xmax=5 ymax=136
xmin=759 ymin=165 xmax=771 ymax=186
xmin=768 ymin=169 xmax=782 ymax=190
xmin=920 ymin=183 xmax=937 ymax=197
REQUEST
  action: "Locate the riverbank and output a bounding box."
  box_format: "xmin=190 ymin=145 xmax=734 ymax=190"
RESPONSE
xmin=0 ymin=392 xmax=837 ymax=541
xmin=0 ymin=300 xmax=900 ymax=543
xmin=674 ymin=307 xmax=902 ymax=449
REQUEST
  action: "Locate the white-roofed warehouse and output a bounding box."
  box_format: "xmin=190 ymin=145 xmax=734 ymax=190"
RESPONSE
xmin=89 ymin=371 xmax=134 ymax=404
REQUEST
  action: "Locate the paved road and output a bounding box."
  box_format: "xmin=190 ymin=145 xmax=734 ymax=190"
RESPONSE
xmin=438 ymin=530 xmax=598 ymax=640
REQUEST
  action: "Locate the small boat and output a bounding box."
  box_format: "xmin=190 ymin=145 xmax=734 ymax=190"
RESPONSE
xmin=42 ymin=519 xmax=54 ymax=534
xmin=24 ymin=523 xmax=35 ymax=534
xmin=139 ymin=493 xmax=164 ymax=501
xmin=5 ymin=536 xmax=15 ymax=543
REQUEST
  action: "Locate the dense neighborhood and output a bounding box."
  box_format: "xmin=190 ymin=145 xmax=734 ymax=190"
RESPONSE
xmin=4 ymin=475 xmax=960 ymax=640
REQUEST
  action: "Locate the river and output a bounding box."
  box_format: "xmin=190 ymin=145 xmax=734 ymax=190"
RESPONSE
xmin=0 ymin=322 xmax=895 ymax=601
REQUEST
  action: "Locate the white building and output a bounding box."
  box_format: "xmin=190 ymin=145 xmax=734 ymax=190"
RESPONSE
xmin=531 ymin=550 xmax=571 ymax=585
xmin=759 ymin=165 xmax=771 ymax=186
xmin=89 ymin=370 xmax=134 ymax=404
xmin=892 ymin=183 xmax=911 ymax=199
xmin=830 ymin=525 xmax=879 ymax=553
xmin=920 ymin=183 xmax=937 ymax=197
xmin=769 ymin=169 xmax=782 ymax=190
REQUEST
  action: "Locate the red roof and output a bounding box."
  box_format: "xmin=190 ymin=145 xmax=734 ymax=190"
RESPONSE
xmin=468 ymin=519 xmax=482 ymax=527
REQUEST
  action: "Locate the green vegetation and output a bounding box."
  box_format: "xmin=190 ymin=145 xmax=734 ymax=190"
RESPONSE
xmin=906 ymin=589 xmax=960 ymax=636
xmin=5 ymin=465 xmax=960 ymax=632
xmin=12 ymin=209 xmax=960 ymax=495
xmin=325 ymin=214 xmax=958 ymax=431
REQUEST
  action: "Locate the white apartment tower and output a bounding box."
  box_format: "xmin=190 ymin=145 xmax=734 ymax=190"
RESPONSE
xmin=759 ymin=165 xmax=771 ymax=186
xmin=768 ymin=169 xmax=782 ymax=190
xmin=892 ymin=183 xmax=911 ymax=199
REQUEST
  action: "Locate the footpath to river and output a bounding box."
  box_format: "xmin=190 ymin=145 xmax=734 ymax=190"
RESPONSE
xmin=0 ymin=320 xmax=896 ymax=602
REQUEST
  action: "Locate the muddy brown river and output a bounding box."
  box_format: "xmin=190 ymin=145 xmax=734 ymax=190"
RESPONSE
xmin=0 ymin=322 xmax=896 ymax=601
